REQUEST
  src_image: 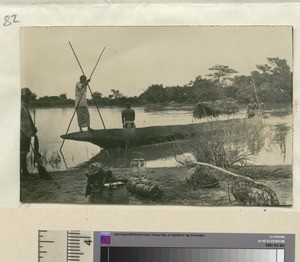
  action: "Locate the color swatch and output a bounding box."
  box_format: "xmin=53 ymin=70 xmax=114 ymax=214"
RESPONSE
xmin=100 ymin=247 xmax=283 ymax=262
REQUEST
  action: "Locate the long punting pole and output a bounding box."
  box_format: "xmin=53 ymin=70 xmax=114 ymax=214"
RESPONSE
xmin=68 ymin=41 xmax=107 ymax=130
xmin=60 ymin=42 xmax=107 ymax=152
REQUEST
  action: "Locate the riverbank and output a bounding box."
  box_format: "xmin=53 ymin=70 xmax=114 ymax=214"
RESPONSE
xmin=20 ymin=164 xmax=292 ymax=206
xmin=20 ymin=104 xmax=293 ymax=206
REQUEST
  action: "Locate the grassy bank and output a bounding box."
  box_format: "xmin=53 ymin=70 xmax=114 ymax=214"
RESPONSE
xmin=20 ymin=164 xmax=292 ymax=206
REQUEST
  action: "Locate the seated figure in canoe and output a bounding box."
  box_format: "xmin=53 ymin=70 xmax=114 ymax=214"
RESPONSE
xmin=122 ymin=103 xmax=136 ymax=129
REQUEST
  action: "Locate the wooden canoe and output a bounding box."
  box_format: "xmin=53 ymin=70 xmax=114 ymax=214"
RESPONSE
xmin=61 ymin=118 xmax=244 ymax=149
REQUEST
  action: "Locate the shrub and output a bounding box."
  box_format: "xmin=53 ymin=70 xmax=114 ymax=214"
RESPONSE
xmin=193 ymin=98 xmax=239 ymax=119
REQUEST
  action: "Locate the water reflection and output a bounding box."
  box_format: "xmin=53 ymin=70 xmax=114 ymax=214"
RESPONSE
xmin=246 ymin=125 xmax=267 ymax=155
xmin=26 ymin=107 xmax=292 ymax=172
xmin=269 ymin=124 xmax=290 ymax=163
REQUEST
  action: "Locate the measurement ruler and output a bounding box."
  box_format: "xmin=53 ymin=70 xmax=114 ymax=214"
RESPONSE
xmin=38 ymin=230 xmax=93 ymax=261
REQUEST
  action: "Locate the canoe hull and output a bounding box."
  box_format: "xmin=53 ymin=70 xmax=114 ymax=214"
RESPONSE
xmin=61 ymin=119 xmax=244 ymax=149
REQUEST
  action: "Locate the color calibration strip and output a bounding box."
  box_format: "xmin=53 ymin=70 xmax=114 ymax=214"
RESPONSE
xmin=38 ymin=231 xmax=294 ymax=262
xmin=100 ymin=247 xmax=284 ymax=262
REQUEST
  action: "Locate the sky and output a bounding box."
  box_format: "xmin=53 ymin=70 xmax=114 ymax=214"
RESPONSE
xmin=21 ymin=26 xmax=293 ymax=98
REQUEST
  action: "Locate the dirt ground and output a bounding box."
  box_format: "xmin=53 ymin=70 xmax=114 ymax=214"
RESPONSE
xmin=20 ymin=164 xmax=292 ymax=206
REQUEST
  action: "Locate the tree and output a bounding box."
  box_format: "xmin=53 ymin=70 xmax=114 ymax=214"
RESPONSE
xmin=59 ymin=93 xmax=67 ymax=100
xmin=92 ymin=92 xmax=102 ymax=101
xmin=164 ymin=85 xmax=187 ymax=103
xmin=233 ymin=57 xmax=292 ymax=103
xmin=232 ymin=75 xmax=253 ymax=102
xmin=31 ymin=92 xmax=37 ymax=101
xmin=206 ymin=65 xmax=238 ymax=88
xmin=190 ymin=75 xmax=223 ymax=102
xmin=139 ymin=84 xmax=166 ymax=103
xmin=110 ymin=89 xmax=123 ymax=99
xmin=255 ymin=57 xmax=292 ymax=102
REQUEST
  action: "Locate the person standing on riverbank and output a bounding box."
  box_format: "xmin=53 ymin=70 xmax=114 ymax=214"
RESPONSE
xmin=20 ymin=88 xmax=37 ymax=180
xmin=122 ymin=104 xmax=136 ymax=128
xmin=246 ymin=98 xmax=258 ymax=118
xmin=75 ymin=75 xmax=93 ymax=132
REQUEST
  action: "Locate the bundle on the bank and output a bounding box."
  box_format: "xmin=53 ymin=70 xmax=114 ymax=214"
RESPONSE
xmin=186 ymin=166 xmax=219 ymax=189
xmin=85 ymin=162 xmax=117 ymax=197
xmin=193 ymin=98 xmax=239 ymax=119
xmin=230 ymin=179 xmax=279 ymax=206
xmin=126 ymin=180 xmax=164 ymax=200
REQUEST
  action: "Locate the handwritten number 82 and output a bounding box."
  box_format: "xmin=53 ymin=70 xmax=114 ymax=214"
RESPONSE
xmin=3 ymin=14 xmax=20 ymax=26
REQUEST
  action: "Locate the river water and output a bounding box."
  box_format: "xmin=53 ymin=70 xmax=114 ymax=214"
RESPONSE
xmin=29 ymin=106 xmax=292 ymax=172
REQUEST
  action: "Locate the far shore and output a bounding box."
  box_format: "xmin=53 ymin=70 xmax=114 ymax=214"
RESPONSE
xmin=27 ymin=102 xmax=292 ymax=111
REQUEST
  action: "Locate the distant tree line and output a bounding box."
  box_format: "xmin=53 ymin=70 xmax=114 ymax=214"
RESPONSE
xmin=29 ymin=57 xmax=292 ymax=108
xmin=29 ymin=93 xmax=75 ymax=108
xmin=139 ymin=57 xmax=292 ymax=105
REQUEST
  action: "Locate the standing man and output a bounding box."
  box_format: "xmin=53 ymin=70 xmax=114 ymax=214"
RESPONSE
xmin=246 ymin=98 xmax=258 ymax=118
xmin=122 ymin=103 xmax=136 ymax=129
xmin=20 ymin=88 xmax=37 ymax=180
xmin=75 ymin=75 xmax=93 ymax=132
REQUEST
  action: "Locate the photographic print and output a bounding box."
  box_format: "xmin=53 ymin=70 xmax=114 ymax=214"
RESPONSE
xmin=20 ymin=26 xmax=293 ymax=206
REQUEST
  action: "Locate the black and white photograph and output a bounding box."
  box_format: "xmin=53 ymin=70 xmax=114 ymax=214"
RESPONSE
xmin=20 ymin=26 xmax=293 ymax=206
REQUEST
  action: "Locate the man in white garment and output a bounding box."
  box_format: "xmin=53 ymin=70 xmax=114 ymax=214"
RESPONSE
xmin=75 ymin=75 xmax=93 ymax=132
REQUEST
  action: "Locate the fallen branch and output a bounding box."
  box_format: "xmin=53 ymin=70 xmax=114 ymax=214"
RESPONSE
xmin=195 ymin=161 xmax=258 ymax=184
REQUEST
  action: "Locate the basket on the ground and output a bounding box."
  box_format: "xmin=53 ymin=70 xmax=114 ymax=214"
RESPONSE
xmin=230 ymin=180 xmax=279 ymax=206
